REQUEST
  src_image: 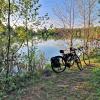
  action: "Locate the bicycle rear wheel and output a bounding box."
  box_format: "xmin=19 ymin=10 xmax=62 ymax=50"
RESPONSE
xmin=51 ymin=56 xmax=66 ymax=73
xmin=75 ymin=56 xmax=83 ymax=71
xmin=83 ymin=53 xmax=90 ymax=66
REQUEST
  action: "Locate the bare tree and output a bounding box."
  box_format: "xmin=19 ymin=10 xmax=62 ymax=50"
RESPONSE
xmin=98 ymin=0 xmax=100 ymax=23
xmin=53 ymin=0 xmax=75 ymax=47
xmin=77 ymin=0 xmax=97 ymax=49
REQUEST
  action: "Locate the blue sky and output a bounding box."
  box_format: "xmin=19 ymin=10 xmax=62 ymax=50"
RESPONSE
xmin=39 ymin=0 xmax=58 ymax=18
xmin=9 ymin=0 xmax=99 ymax=28
xmin=39 ymin=0 xmax=63 ymax=27
xmin=39 ymin=0 xmax=100 ymax=28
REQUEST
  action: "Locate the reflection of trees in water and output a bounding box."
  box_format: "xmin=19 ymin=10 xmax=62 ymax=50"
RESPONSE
xmin=54 ymin=40 xmax=67 ymax=48
xmin=42 ymin=27 xmax=49 ymax=41
xmin=9 ymin=45 xmax=48 ymax=75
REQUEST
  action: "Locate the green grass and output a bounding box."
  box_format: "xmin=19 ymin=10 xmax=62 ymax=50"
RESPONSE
xmin=91 ymin=68 xmax=100 ymax=97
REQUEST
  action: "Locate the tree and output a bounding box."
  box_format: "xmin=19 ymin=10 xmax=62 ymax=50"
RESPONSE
xmin=77 ymin=0 xmax=97 ymax=49
xmin=98 ymin=0 xmax=100 ymax=23
xmin=53 ymin=0 xmax=75 ymax=47
xmin=0 ymin=0 xmax=19 ymax=78
xmin=19 ymin=0 xmax=41 ymax=71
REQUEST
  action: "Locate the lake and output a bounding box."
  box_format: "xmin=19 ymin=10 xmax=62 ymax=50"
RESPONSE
xmin=19 ymin=39 xmax=84 ymax=60
xmin=37 ymin=39 xmax=84 ymax=60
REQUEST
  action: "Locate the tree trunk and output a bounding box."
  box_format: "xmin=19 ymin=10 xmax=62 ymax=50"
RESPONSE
xmin=25 ymin=19 xmax=31 ymax=72
xmin=6 ymin=0 xmax=11 ymax=77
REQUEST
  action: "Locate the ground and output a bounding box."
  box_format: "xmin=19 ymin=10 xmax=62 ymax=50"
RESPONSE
xmin=21 ymin=68 xmax=93 ymax=100
xmin=3 ymin=66 xmax=100 ymax=100
xmin=3 ymin=53 xmax=100 ymax=100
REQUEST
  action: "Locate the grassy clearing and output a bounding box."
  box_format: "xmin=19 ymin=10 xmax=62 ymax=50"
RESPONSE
xmin=3 ymin=69 xmax=99 ymax=100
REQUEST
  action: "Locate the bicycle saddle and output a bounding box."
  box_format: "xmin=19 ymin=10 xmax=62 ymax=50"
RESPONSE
xmin=60 ymin=50 xmax=64 ymax=53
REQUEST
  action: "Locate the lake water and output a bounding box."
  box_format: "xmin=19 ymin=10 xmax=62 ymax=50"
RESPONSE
xmin=20 ymin=39 xmax=83 ymax=60
xmin=37 ymin=39 xmax=84 ymax=60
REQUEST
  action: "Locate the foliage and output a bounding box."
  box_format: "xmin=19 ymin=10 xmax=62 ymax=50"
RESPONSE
xmin=0 ymin=0 xmax=50 ymax=98
xmin=0 ymin=72 xmax=35 ymax=98
xmin=0 ymin=0 xmax=18 ymax=20
xmin=0 ymin=21 xmax=6 ymax=33
xmin=15 ymin=26 xmax=26 ymax=41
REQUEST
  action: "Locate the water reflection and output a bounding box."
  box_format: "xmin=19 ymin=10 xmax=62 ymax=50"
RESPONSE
xmin=37 ymin=39 xmax=84 ymax=60
xmin=18 ymin=39 xmax=84 ymax=60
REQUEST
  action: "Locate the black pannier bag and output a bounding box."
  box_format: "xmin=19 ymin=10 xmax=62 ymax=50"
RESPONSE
xmin=51 ymin=56 xmax=61 ymax=68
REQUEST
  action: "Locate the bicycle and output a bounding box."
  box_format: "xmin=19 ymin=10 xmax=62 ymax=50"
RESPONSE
xmin=51 ymin=47 xmax=83 ymax=73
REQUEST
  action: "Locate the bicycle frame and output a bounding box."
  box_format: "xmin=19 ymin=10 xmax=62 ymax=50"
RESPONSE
xmin=61 ymin=49 xmax=78 ymax=64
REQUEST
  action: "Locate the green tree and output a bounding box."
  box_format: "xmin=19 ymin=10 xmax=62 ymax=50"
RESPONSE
xmin=0 ymin=0 xmax=18 ymax=78
xmin=19 ymin=0 xmax=41 ymax=71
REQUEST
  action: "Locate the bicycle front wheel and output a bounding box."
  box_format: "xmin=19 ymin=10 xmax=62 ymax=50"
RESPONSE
xmin=51 ymin=56 xmax=66 ymax=73
xmin=75 ymin=56 xmax=83 ymax=71
xmin=83 ymin=53 xmax=90 ymax=66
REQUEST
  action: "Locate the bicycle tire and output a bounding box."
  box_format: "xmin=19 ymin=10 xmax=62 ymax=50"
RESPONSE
xmin=83 ymin=53 xmax=90 ymax=66
xmin=51 ymin=56 xmax=66 ymax=73
xmin=75 ymin=56 xmax=83 ymax=71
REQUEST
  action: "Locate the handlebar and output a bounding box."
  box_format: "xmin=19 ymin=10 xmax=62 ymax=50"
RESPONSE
xmin=60 ymin=46 xmax=84 ymax=54
xmin=70 ymin=47 xmax=84 ymax=52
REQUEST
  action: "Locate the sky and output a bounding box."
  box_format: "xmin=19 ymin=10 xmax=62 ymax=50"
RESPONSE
xmin=39 ymin=0 xmax=100 ymax=28
xmin=10 ymin=0 xmax=61 ymax=28
xmin=39 ymin=0 xmax=58 ymax=19
xmin=8 ymin=0 xmax=99 ymax=28
xmin=39 ymin=0 xmax=64 ymax=28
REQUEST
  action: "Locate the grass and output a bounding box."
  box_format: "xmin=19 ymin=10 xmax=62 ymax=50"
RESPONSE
xmin=2 ymin=69 xmax=96 ymax=100
xmin=91 ymin=67 xmax=100 ymax=98
xmin=89 ymin=53 xmax=100 ymax=99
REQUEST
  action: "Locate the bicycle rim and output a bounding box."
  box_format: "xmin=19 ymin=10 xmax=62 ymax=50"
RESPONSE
xmin=75 ymin=56 xmax=83 ymax=71
xmin=83 ymin=53 xmax=90 ymax=66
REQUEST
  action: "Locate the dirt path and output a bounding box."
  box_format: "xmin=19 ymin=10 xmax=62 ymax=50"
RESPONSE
xmin=8 ymin=67 xmax=99 ymax=100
